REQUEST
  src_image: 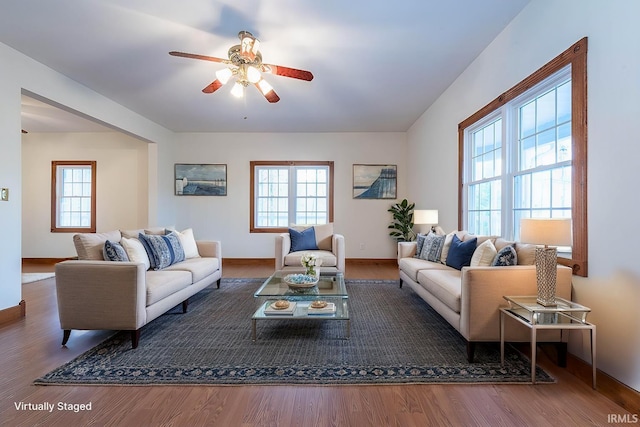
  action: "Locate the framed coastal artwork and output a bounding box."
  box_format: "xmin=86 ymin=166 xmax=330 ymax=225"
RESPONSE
xmin=175 ymin=164 xmax=227 ymax=196
xmin=352 ymin=164 xmax=397 ymax=199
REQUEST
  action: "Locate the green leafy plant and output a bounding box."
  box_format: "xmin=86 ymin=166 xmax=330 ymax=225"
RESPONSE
xmin=388 ymin=199 xmax=416 ymax=242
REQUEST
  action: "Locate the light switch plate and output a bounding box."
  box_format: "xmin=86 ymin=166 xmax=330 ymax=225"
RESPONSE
xmin=0 ymin=188 xmax=8 ymax=201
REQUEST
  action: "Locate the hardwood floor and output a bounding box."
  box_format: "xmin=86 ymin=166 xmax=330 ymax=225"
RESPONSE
xmin=1 ymin=260 xmax=633 ymax=426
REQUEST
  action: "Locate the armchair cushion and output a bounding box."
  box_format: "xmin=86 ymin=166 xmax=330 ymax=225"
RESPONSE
xmin=290 ymin=223 xmax=334 ymax=250
xmin=289 ymin=227 xmax=318 ymax=252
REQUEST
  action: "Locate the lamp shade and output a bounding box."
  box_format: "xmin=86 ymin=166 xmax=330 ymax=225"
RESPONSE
xmin=413 ymin=209 xmax=438 ymax=225
xmin=520 ymin=218 xmax=572 ymax=246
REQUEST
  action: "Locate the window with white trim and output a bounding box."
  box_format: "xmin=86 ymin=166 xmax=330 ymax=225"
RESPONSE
xmin=51 ymin=161 xmax=96 ymax=233
xmin=250 ymin=161 xmax=333 ymax=232
xmin=458 ymin=38 xmax=588 ymax=276
xmin=464 ymin=67 xmax=572 ymax=240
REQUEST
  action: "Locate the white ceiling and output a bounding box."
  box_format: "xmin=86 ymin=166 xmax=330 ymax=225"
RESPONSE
xmin=4 ymin=0 xmax=530 ymax=133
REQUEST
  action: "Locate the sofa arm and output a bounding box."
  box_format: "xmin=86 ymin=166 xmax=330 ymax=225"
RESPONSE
xmin=55 ymin=260 xmax=147 ymax=331
xmin=275 ymin=233 xmax=291 ymax=270
xmin=459 ymin=265 xmax=573 ymax=341
xmin=398 ymin=241 xmax=417 ymax=262
xmin=332 ymin=234 xmax=345 ymax=272
xmin=196 ymin=240 xmax=222 ymax=260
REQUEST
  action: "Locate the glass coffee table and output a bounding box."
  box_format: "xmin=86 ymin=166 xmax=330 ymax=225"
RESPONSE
xmin=251 ymin=270 xmax=349 ymax=341
xmin=500 ymin=295 xmax=596 ymax=388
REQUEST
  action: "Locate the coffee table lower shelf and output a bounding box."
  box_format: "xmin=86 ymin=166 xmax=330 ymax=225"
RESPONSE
xmin=251 ymin=300 xmax=350 ymax=341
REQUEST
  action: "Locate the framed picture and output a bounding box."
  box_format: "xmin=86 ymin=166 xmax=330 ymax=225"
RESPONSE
xmin=175 ymin=164 xmax=227 ymax=196
xmin=353 ymin=164 xmax=397 ymax=199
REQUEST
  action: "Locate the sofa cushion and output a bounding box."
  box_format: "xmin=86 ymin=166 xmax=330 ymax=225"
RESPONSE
xmin=285 ymin=250 xmax=336 ymax=268
xmin=417 ymin=268 xmax=462 ymax=313
xmin=493 ymin=244 xmax=518 ymax=266
xmin=121 ymin=237 xmax=151 ymax=270
xmin=289 ymin=227 xmax=318 ymax=252
xmin=145 ymin=270 xmax=192 ymax=306
xmin=446 ymin=235 xmax=477 ymax=270
xmin=175 ymin=228 xmax=200 ymax=259
xmin=441 ymin=231 xmax=468 ymax=265
xmin=164 ymin=257 xmax=220 ymax=283
xmin=515 ymin=243 xmax=536 ymax=265
xmin=103 ymin=240 xmax=129 ymax=262
xmin=139 ymin=232 xmax=186 ymax=270
xmin=399 ymin=257 xmax=450 ymax=281
xmin=73 ymin=230 xmax=122 ymax=260
xmin=415 ymin=233 xmax=428 ymax=258
xmin=470 ymin=239 xmax=498 ymax=267
xmin=418 ymin=233 xmax=445 ymax=262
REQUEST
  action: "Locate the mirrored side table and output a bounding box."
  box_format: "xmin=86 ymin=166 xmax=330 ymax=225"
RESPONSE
xmin=500 ymin=295 xmax=596 ymax=388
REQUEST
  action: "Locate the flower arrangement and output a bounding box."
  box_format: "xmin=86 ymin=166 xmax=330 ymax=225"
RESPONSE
xmin=301 ymin=252 xmax=321 ymax=277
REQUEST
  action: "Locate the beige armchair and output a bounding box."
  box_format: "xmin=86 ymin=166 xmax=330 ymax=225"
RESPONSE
xmin=275 ymin=224 xmax=345 ymax=273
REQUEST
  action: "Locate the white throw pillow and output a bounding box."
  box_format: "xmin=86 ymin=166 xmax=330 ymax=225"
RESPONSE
xmin=121 ymin=237 xmax=151 ymax=270
xmin=470 ymin=238 xmax=498 ymax=267
xmin=177 ymin=228 xmax=200 ymax=259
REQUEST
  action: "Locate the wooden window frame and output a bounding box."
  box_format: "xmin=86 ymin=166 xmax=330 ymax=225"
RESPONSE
xmin=51 ymin=160 xmax=97 ymax=233
xmin=458 ymin=38 xmax=588 ymax=276
xmin=250 ymin=160 xmax=334 ymax=233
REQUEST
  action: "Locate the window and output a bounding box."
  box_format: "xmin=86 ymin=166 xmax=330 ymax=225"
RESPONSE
xmin=51 ymin=161 xmax=96 ymax=233
xmin=250 ymin=161 xmax=334 ymax=232
xmin=458 ymin=38 xmax=587 ymax=276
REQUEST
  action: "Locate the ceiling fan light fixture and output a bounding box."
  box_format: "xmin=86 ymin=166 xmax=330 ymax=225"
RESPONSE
xmin=215 ymin=67 xmax=233 ymax=85
xmin=246 ymin=65 xmax=262 ymax=84
xmin=230 ymin=81 xmax=245 ymax=98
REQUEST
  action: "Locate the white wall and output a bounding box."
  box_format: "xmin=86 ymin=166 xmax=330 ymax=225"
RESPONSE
xmin=22 ymin=132 xmax=150 ymax=257
xmin=407 ymin=0 xmax=640 ymax=391
xmin=0 ymin=41 xmax=173 ymax=312
xmin=171 ymin=132 xmax=407 ymax=258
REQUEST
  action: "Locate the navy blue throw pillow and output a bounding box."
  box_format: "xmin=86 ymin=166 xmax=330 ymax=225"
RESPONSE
xmin=289 ymin=227 xmax=318 ymax=252
xmin=445 ymin=234 xmax=477 ymax=270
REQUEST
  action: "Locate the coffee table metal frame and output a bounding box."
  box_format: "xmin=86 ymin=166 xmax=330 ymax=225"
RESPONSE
xmin=500 ymin=295 xmax=596 ymax=388
xmin=251 ymin=270 xmax=349 ymax=341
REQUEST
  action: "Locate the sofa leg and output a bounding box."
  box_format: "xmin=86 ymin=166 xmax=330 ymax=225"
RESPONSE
xmin=466 ymin=342 xmax=475 ymax=363
xmin=182 ymin=299 xmax=189 ymax=313
xmin=216 ymin=278 xmax=221 ymax=289
xmin=62 ymin=330 xmax=71 ymax=346
xmin=131 ymin=329 xmax=140 ymax=349
xmin=399 ymin=278 xmax=403 ymax=288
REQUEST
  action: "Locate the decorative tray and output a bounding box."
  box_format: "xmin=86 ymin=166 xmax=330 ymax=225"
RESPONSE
xmin=283 ymin=273 xmax=319 ymax=288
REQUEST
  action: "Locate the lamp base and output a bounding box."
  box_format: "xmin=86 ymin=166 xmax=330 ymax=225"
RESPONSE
xmin=535 ymin=247 xmax=558 ymax=307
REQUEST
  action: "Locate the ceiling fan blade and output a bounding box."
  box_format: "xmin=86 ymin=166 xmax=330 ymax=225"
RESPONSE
xmin=169 ymin=51 xmax=228 ymax=64
xmin=262 ymin=64 xmax=314 ymax=81
xmin=203 ymin=79 xmax=224 ymax=94
xmin=255 ymin=83 xmax=280 ymax=103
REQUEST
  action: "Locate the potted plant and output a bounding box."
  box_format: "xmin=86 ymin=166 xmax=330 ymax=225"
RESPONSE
xmin=388 ymin=199 xmax=416 ymax=242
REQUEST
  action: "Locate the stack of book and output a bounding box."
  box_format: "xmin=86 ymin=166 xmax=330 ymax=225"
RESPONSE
xmin=264 ymin=301 xmax=297 ymax=315
xmin=308 ymin=302 xmax=336 ymax=315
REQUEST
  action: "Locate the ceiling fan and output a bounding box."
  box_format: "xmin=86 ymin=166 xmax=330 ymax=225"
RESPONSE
xmin=169 ymin=31 xmax=313 ymax=103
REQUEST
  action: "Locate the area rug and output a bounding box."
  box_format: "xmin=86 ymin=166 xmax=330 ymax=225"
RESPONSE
xmin=35 ymin=278 xmax=553 ymax=386
xmin=22 ymin=272 xmax=55 ymax=284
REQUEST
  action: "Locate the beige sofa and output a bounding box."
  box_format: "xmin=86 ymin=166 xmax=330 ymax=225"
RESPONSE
xmin=398 ymin=231 xmax=572 ymax=362
xmin=55 ymin=228 xmax=222 ymax=348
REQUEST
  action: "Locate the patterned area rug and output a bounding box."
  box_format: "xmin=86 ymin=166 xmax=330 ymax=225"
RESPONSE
xmin=35 ymin=278 xmax=553 ymax=385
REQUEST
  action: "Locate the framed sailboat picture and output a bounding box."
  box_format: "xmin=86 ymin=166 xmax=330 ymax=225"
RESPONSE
xmin=175 ymin=164 xmax=227 ymax=196
xmin=353 ymin=164 xmax=397 ymax=199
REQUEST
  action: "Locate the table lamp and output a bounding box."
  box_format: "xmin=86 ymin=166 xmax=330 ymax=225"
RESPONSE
xmin=520 ymin=218 xmax=572 ymax=306
xmin=413 ymin=210 xmax=439 ymax=234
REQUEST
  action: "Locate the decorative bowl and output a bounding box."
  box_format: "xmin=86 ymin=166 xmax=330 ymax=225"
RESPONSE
xmin=283 ymin=273 xmax=319 ymax=289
